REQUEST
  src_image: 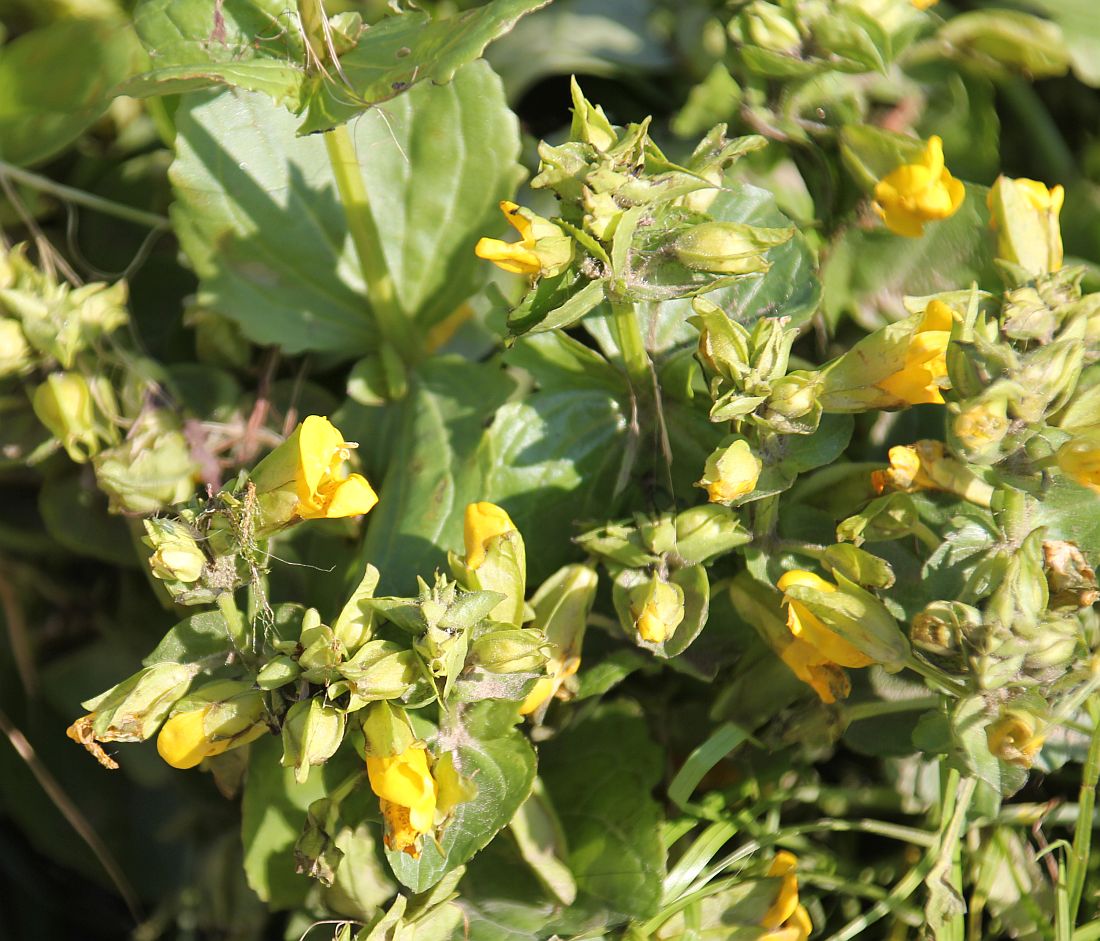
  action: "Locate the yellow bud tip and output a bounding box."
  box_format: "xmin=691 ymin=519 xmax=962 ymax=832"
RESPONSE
xmin=367 ymin=746 xmax=438 ymax=855
xmin=157 ymin=709 xmax=215 ymax=770
xmin=464 ymin=501 xmax=517 ymax=569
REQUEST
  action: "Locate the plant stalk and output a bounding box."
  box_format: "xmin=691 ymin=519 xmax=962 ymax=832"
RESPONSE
xmin=1067 ymin=697 xmax=1100 ymax=924
xmin=609 ymin=295 xmax=651 ymax=390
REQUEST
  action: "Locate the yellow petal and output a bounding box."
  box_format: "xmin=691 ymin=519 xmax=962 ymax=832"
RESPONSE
xmin=367 ymin=748 xmax=437 ymax=811
xmin=296 ymin=415 xmax=346 ymax=501
xmin=157 ymin=709 xmax=213 ymax=770
xmin=464 ymin=501 xmax=517 ymax=569
xmin=519 ymin=676 xmax=557 ymax=716
xmin=474 ymin=237 xmax=542 ymax=276
xmin=919 ymin=299 xmax=954 ymax=333
xmin=500 ymin=200 xmax=534 ymax=244
xmin=777 ymin=570 xmax=836 ymax=595
xmin=779 ymin=640 xmax=850 ymax=704
xmin=306 ymin=473 xmax=379 ymax=520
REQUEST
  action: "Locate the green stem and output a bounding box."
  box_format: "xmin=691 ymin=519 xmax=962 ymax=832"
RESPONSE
xmin=323 ymin=125 xmax=417 ymax=361
xmin=0 ymin=160 xmax=170 ymax=230
xmin=912 ymin=521 xmax=942 ymax=552
xmin=906 ymin=656 xmax=968 ymax=699
xmin=1067 ymin=698 xmax=1100 ymax=924
xmin=609 ymin=295 xmax=650 ymax=389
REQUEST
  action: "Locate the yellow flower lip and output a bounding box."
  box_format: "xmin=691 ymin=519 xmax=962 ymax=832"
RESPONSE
xmin=1057 ymin=437 xmax=1100 ymax=493
xmin=367 ymin=746 xmax=438 ymax=857
xmin=873 ymin=136 xmax=965 ymax=237
xmin=873 ymin=299 xmax=953 ymax=406
xmin=778 ymin=570 xmax=874 ymax=670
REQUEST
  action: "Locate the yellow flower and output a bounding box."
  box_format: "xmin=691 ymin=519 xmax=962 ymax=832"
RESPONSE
xmin=873 ymin=136 xmax=965 ymax=237
xmin=519 ymin=654 xmax=580 ymax=716
xmin=475 ymin=201 xmax=573 ymax=278
xmin=875 ymin=300 xmax=952 ymax=405
xmin=778 ymin=639 xmax=851 ymax=705
xmin=156 ymin=702 xmax=267 ymax=770
xmin=987 ymin=713 xmax=1045 ymax=768
xmin=778 ymin=570 xmax=874 ymax=669
xmin=697 ymin=439 xmax=763 ymax=504
xmin=629 ymin=576 xmax=686 ymax=645
xmin=251 ymin=415 xmax=378 ymax=525
xmin=464 ymin=501 xmax=517 ymax=570
xmin=761 ymin=851 xmax=813 ymax=941
xmin=366 ymin=746 xmax=438 ymax=857
xmin=911 ymin=0 xmax=937 ymax=8
xmin=872 ymin=440 xmax=994 ymax=506
xmin=1057 ymin=437 xmax=1100 ymax=493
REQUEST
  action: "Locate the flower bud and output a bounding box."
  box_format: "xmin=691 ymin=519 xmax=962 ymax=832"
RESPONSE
xmin=628 ymin=574 xmax=685 ymax=645
xmin=143 ymin=518 xmax=207 ymax=586
xmin=872 ymin=440 xmax=993 ymax=507
xmin=520 ymin=564 xmax=597 ymax=717
xmin=987 ymin=176 xmax=1064 ymax=276
xmin=0 ymin=319 xmax=31 ymax=378
xmin=984 ymin=530 xmax=1048 ymax=638
xmin=568 ymin=76 xmax=617 ymax=152
xmin=673 ymin=221 xmax=793 ymax=275
xmin=32 ymin=372 xmax=117 ymax=463
xmin=949 ymin=396 xmax=1011 ymax=464
xmin=156 ymin=680 xmax=268 ymax=770
xmin=731 ymin=2 xmax=802 ymax=54
xmin=986 ymin=711 xmax=1045 ymax=768
xmin=1011 ymin=338 xmax=1084 ymax=424
xmin=673 ymin=504 xmax=752 ymax=565
xmin=459 ymin=501 xmax=526 ymax=627
xmin=910 ymin=601 xmax=980 ymax=657
xmin=836 ymin=492 xmax=919 ymax=546
xmin=281 ymin=698 xmax=346 ymax=784
xmin=696 ymin=439 xmax=762 ymax=505
xmin=256 ymin=655 xmax=301 ymax=690
xmin=1057 ymin=436 xmax=1100 ymax=492
xmin=470 ymin=626 xmax=547 ymax=673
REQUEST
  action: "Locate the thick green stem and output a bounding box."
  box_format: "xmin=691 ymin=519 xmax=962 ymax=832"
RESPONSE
xmin=906 ymin=657 xmax=968 ymax=699
xmin=609 ymin=295 xmax=651 ymax=389
xmin=844 ymin=695 xmax=941 ymax=724
xmin=324 ymin=125 xmax=417 ymax=361
xmin=1067 ymin=697 xmax=1100 ymax=924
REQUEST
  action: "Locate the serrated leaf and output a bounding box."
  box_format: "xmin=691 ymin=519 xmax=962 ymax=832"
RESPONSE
xmin=387 ymin=702 xmax=536 ymax=892
xmin=539 ymin=703 xmax=666 ymax=918
xmin=169 ymin=61 xmax=523 ymax=354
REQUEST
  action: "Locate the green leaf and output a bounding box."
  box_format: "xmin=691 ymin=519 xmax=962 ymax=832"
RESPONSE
xmin=539 ymin=702 xmax=666 ymax=918
xmin=123 ymin=0 xmax=305 ymax=105
xmin=241 ymin=735 xmax=331 ymax=908
xmin=297 ymin=0 xmax=550 ymax=134
xmin=479 ymin=389 xmax=628 ymax=584
xmin=1035 ymin=479 xmax=1100 ymax=552
xmin=1016 ymin=0 xmax=1100 ymax=85
xmin=387 ymin=701 xmax=536 ymax=892
xmin=358 ymin=357 xmax=517 ymax=595
xmin=169 ymin=61 xmax=523 ymax=354
xmin=0 ymin=18 xmax=145 ymax=167
xmin=143 ymin=611 xmax=231 ymax=666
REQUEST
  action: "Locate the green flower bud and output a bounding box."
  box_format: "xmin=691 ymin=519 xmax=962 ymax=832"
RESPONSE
xmin=1011 ymin=337 xmax=1084 ymax=424
xmin=143 ymin=518 xmax=206 ymax=585
xmin=836 ymin=492 xmax=919 ymax=546
xmin=299 ymin=622 xmax=344 ymax=684
xmin=762 ymin=372 xmax=822 ymax=434
xmin=360 ymin=700 xmax=416 ymax=759
xmin=79 ymin=662 xmax=199 ymax=743
xmin=1023 ymin=614 xmax=1080 ymax=672
xmin=339 ymin=641 xmax=422 ymax=703
xmin=673 ymin=221 xmax=793 ymax=275
xmin=822 ymin=544 xmax=895 ymax=590
xmin=575 ymin=521 xmax=658 ymax=569
xmin=984 ymin=530 xmax=1048 ymax=638
xmin=32 ymin=372 xmax=118 ymax=463
xmin=1001 ymin=286 xmax=1057 ymax=343
xmin=256 ymin=655 xmax=302 ymax=690
xmin=948 ymin=395 xmax=1011 ymax=464
xmin=470 ymin=626 xmax=548 ymax=673
xmin=282 ymin=698 xmax=346 ymax=784
xmin=568 ymin=76 xmax=617 ymax=151
xmin=673 ymin=504 xmax=751 ymax=565
xmin=731 ymin=1 xmax=802 ymax=54
xmin=910 ymin=601 xmax=981 ymax=658
xmin=0 ymin=319 xmax=31 ymax=378
xmin=690 ymin=297 xmax=752 ymax=383
xmin=455 ymin=502 xmax=526 ymax=627
xmin=94 ymin=410 xmax=200 ymax=513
